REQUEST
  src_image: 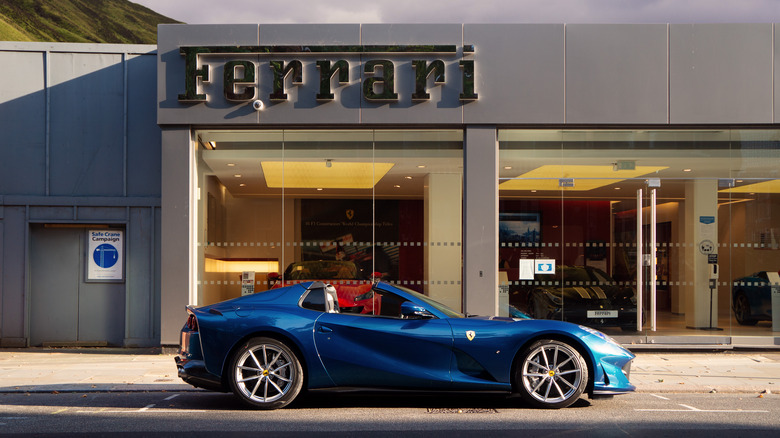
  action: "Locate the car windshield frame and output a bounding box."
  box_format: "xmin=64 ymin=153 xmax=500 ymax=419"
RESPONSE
xmin=385 ymin=284 xmax=464 ymax=319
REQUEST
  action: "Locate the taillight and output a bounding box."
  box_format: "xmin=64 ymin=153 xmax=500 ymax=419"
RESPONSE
xmin=186 ymin=314 xmax=198 ymax=331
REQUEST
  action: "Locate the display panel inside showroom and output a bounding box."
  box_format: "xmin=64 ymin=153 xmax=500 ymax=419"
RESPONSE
xmin=499 ymin=129 xmax=780 ymax=338
xmin=195 ymin=129 xmax=463 ymax=312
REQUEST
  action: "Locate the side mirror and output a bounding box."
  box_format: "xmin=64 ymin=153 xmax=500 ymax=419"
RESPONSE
xmin=400 ymin=301 xmax=434 ymax=319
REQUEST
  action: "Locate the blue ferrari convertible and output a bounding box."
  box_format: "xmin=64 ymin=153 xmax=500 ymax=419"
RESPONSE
xmin=175 ymin=281 xmax=635 ymax=409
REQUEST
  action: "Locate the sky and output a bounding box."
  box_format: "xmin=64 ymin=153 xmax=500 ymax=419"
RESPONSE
xmin=135 ymin=0 xmax=780 ymax=24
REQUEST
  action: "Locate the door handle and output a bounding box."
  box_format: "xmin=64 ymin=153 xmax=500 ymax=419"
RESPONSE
xmin=318 ymin=325 xmax=333 ymax=333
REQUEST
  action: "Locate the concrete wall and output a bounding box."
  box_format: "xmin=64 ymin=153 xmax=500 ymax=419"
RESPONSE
xmin=0 ymin=42 xmax=161 ymax=347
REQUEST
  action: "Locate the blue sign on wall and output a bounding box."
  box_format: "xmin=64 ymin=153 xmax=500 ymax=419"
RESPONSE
xmin=93 ymin=244 xmax=119 ymax=269
xmin=87 ymin=230 xmax=124 ymax=281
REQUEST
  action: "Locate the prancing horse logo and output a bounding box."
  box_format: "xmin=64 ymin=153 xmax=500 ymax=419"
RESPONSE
xmin=466 ymin=331 xmax=476 ymax=341
xmin=346 ymin=209 xmax=354 ymax=220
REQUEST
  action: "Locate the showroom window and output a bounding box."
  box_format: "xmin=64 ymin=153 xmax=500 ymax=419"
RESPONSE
xmin=499 ymin=129 xmax=780 ymax=337
xmin=194 ymin=129 xmax=464 ymax=311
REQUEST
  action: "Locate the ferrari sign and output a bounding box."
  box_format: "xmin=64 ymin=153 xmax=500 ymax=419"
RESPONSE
xmin=177 ymin=44 xmax=478 ymax=105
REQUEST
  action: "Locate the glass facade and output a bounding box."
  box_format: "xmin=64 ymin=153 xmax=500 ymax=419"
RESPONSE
xmin=194 ymin=129 xmax=464 ymax=311
xmin=192 ymin=126 xmax=780 ymax=339
xmin=499 ymin=129 xmax=780 ymax=338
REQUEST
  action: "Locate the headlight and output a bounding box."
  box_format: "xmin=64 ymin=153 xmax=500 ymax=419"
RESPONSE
xmin=544 ymin=291 xmax=563 ymax=305
xmin=579 ymin=325 xmax=620 ymax=346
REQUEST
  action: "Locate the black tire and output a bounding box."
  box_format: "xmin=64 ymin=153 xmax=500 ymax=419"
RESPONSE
xmin=228 ymin=337 xmax=303 ymax=409
xmin=515 ymin=339 xmax=588 ymax=409
xmin=733 ymin=293 xmax=757 ymax=326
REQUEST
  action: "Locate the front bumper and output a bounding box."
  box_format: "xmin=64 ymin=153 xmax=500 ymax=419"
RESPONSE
xmin=592 ymin=352 xmax=635 ymax=396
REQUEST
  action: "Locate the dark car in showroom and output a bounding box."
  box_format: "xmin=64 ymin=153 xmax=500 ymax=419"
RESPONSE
xmin=510 ymin=265 xmax=638 ymax=330
xmin=176 ymin=281 xmax=635 ymax=410
xmin=732 ymin=270 xmax=778 ymax=325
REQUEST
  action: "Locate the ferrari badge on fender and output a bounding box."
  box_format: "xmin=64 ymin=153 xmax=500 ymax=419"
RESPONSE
xmin=466 ymin=330 xmax=476 ymax=341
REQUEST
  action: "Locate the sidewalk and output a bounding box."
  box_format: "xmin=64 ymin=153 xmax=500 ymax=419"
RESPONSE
xmin=0 ymin=349 xmax=777 ymax=394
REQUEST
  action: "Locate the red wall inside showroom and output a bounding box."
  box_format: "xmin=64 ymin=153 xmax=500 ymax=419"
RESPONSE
xmin=499 ymin=199 xmax=612 ymax=279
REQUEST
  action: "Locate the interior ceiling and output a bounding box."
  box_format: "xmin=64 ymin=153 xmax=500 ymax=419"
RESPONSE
xmin=198 ymin=131 xmax=779 ymax=201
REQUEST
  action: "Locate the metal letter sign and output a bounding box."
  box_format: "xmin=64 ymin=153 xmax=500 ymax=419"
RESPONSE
xmin=177 ymin=45 xmax=476 ymax=105
xmin=87 ymin=230 xmax=124 ymax=281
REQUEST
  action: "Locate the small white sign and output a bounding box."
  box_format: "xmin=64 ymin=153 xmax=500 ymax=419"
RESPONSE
xmin=588 ymin=310 xmax=618 ymax=318
xmin=534 ymin=259 xmax=555 ymax=275
xmin=242 ymin=271 xmax=255 ymax=295
xmin=87 ymin=229 xmax=124 ymax=281
xmin=518 ymin=259 xmax=535 ymax=280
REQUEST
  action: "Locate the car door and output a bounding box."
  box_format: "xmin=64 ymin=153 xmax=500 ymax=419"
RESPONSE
xmin=313 ymin=289 xmax=454 ymax=389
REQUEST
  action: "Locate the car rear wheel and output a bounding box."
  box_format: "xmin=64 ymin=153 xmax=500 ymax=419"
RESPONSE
xmin=733 ymin=293 xmax=757 ymax=326
xmin=515 ymin=339 xmax=588 ymax=409
xmin=228 ymin=337 xmax=303 ymax=409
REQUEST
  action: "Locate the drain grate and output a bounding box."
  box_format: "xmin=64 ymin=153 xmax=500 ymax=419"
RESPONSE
xmin=426 ymin=408 xmax=498 ymax=414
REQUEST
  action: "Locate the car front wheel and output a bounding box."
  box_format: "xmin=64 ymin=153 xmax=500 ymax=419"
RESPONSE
xmin=515 ymin=339 xmax=588 ymax=409
xmin=228 ymin=337 xmax=303 ymax=409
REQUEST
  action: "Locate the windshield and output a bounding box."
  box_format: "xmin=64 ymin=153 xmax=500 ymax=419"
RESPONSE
xmin=536 ymin=265 xmax=615 ymax=284
xmin=388 ymin=284 xmax=464 ymax=318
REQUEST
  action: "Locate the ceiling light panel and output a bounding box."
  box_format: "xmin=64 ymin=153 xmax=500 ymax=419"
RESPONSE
xmin=500 ymin=164 xmax=668 ymax=191
xmin=261 ymin=161 xmax=395 ymax=189
xmin=720 ymin=180 xmax=780 ymax=194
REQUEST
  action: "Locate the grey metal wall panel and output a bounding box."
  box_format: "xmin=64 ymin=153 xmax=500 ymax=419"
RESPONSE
xmin=29 ymin=226 xmax=80 ymax=345
xmin=76 ymin=207 xmax=127 ymax=221
xmin=49 ymin=52 xmax=125 ymax=196
xmin=775 ymin=24 xmax=780 ymax=123
xmin=566 ymin=24 xmax=668 ymax=124
xmin=463 ymin=24 xmax=565 ymax=124
xmin=360 ymin=24 xmax=464 ymax=125
xmin=125 ymin=207 xmax=157 ymax=345
xmin=160 ymin=127 xmax=192 ymax=345
xmin=0 ymin=51 xmax=46 ymax=195
xmin=153 ymin=206 xmax=161 ymax=342
xmin=78 ymin=280 xmax=125 ymax=346
xmin=29 ymin=206 xmax=74 ymax=221
xmin=0 ymin=219 xmax=3 ymax=339
xmin=127 ymin=53 xmax=162 ymax=197
xmin=670 ymin=24 xmax=773 ymax=124
xmin=0 ymin=207 xmax=25 ymax=343
xmin=463 ymin=126 xmax=498 ymax=316
xmin=157 ymin=24 xmax=260 ymax=125
xmin=258 ymin=23 xmax=360 ymax=44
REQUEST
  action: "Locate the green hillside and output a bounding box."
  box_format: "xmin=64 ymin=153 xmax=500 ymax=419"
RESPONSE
xmin=0 ymin=0 xmax=180 ymax=44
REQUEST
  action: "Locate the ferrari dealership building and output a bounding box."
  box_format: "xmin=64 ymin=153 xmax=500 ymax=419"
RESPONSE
xmin=1 ymin=23 xmax=780 ymax=348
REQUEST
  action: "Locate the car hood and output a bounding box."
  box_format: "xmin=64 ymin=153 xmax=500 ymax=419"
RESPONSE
xmin=547 ymin=285 xmax=632 ymax=302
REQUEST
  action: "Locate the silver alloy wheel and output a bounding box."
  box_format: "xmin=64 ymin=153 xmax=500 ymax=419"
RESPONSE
xmin=520 ymin=342 xmax=584 ymax=405
xmin=234 ymin=343 xmax=295 ymax=403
